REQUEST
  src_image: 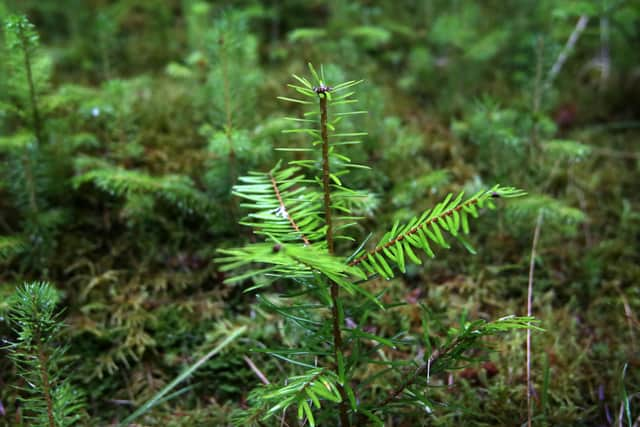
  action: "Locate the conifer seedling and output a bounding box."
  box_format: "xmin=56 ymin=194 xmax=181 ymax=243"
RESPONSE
xmin=222 ymin=63 xmax=534 ymax=426
xmin=5 ymin=282 xmax=86 ymax=427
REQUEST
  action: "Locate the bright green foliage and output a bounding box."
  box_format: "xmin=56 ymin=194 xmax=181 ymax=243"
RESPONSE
xmin=5 ymin=282 xmax=86 ymax=426
xmin=218 ymin=64 xmax=531 ymax=425
xmin=232 ymin=162 xmax=326 ymax=244
xmin=351 ymin=186 xmax=526 ymax=279
xmin=219 ymin=242 xmax=368 ymax=297
xmin=238 ymin=368 xmax=343 ymax=427
xmin=424 ymin=314 xmax=541 ymax=373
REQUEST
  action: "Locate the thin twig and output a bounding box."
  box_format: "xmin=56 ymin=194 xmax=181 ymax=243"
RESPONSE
xmin=244 ymin=356 xmax=270 ymax=385
xmin=351 ymin=336 xmax=463 ymax=424
xmin=546 ymin=15 xmax=589 ymax=87
xmin=527 ymin=212 xmax=543 ymax=427
xmin=268 ymin=171 xmax=310 ymax=245
xmin=615 ymin=284 xmax=638 ymax=352
xmin=372 ymin=337 xmax=461 ymax=412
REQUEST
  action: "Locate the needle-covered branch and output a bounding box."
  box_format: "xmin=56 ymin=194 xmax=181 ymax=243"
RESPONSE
xmin=232 ymin=161 xmax=326 ymax=244
xmin=350 ymin=186 xmax=526 ymax=279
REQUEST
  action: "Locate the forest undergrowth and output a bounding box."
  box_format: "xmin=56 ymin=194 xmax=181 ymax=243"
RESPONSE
xmin=0 ymin=1 xmax=639 ymax=426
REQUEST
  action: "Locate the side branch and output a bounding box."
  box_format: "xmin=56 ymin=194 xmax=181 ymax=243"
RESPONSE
xmin=268 ymin=171 xmax=310 ymax=246
xmin=368 ymin=336 xmax=462 ymax=419
xmin=348 ymin=197 xmax=484 ymax=267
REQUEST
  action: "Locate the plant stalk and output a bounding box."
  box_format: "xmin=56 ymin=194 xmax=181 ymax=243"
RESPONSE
xmin=319 ymin=95 xmax=334 ymax=254
xmin=220 ymin=35 xmax=237 ymax=185
xmin=319 ymin=93 xmax=350 ymax=426
xmin=22 ymin=152 xmax=39 ymax=214
xmin=18 ymin=23 xmax=44 ymax=145
xmin=16 ymin=22 xmax=41 ymax=214
xmin=36 ymin=336 xmax=56 ymax=427
xmin=527 ymin=212 xmax=543 ymax=427
xmin=219 ymin=34 xmax=240 ymax=224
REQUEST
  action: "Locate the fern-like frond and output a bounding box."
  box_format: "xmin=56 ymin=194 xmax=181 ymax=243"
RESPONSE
xmin=506 ymin=193 xmax=587 ymax=228
xmin=73 ymin=167 xmax=209 ymax=215
xmin=349 ymin=186 xmax=526 ymax=278
xmin=232 ymin=161 xmax=325 ymax=245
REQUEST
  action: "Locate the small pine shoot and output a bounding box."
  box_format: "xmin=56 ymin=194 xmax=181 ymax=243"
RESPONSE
xmin=5 ymin=282 xmax=86 ymax=427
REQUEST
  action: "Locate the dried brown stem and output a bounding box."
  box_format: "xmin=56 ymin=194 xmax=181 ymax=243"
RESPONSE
xmin=527 ymin=212 xmax=543 ymax=427
xmin=243 ymin=356 xmax=270 ymax=385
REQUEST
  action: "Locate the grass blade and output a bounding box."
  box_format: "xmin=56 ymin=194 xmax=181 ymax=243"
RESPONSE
xmin=120 ymin=326 xmax=247 ymax=425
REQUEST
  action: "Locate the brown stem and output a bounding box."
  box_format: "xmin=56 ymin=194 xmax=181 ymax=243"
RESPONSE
xmin=36 ymin=336 xmax=56 ymax=427
xmin=319 ymin=95 xmax=333 ymax=254
xmin=268 ymin=171 xmax=310 ymax=245
xmin=319 ymin=93 xmax=350 ymax=426
xmin=330 ymin=282 xmax=349 ymax=427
